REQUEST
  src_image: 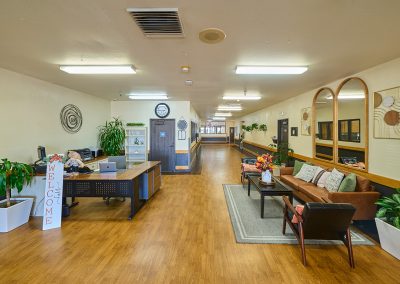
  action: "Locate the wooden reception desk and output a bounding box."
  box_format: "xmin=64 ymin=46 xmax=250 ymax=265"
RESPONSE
xmin=63 ymin=161 xmax=161 ymax=219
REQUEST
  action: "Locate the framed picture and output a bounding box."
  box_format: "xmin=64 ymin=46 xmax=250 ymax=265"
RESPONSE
xmin=301 ymin=107 xmax=311 ymax=136
xmin=373 ymin=86 xmax=400 ymax=139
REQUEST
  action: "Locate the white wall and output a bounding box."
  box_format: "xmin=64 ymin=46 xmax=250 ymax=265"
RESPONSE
xmin=0 ymin=68 xmax=110 ymax=164
xmin=190 ymin=104 xmax=201 ymax=147
xmin=111 ymin=101 xmax=191 ymax=151
xmin=238 ymin=57 xmax=400 ymax=180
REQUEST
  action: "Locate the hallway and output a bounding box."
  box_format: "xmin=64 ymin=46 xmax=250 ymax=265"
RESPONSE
xmin=0 ymin=145 xmax=399 ymax=283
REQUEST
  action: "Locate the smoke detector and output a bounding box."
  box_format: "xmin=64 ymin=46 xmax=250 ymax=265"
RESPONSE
xmin=199 ymin=28 xmax=226 ymax=44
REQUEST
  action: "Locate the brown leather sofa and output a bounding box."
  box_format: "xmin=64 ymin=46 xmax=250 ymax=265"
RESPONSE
xmin=279 ymin=167 xmax=380 ymax=220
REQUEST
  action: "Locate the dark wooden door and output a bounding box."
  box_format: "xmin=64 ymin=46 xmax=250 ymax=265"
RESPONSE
xmin=278 ymin=119 xmax=289 ymax=145
xmin=150 ymin=119 xmax=175 ymax=172
xmin=229 ymin=127 xmax=235 ymax=143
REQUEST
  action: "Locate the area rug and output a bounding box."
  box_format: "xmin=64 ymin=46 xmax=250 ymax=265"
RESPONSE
xmin=223 ymin=184 xmax=374 ymax=245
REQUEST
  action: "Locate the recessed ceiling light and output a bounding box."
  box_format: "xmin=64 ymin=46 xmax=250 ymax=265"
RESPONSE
xmin=235 ymin=66 xmax=308 ymax=75
xmin=128 ymin=93 xmax=168 ymax=100
xmin=214 ymin=112 xmax=232 ymax=117
xmin=212 ymin=117 xmax=226 ymax=120
xmin=60 ymin=65 xmax=136 ymax=74
xmin=181 ymin=66 xmax=190 ymax=73
xmin=185 ymin=80 xmax=193 ymax=86
xmin=223 ymin=96 xmax=261 ymax=100
xmin=217 ymin=106 xmax=242 ymax=111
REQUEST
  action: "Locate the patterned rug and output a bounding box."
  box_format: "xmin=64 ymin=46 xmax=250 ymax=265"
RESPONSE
xmin=223 ymin=184 xmax=374 ymax=245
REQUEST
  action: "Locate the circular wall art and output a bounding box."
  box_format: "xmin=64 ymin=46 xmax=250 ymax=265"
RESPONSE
xmin=60 ymin=104 xmax=83 ymax=133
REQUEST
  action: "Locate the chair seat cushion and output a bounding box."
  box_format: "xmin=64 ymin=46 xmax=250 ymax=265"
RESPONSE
xmin=242 ymin=163 xmax=261 ymax=173
xmin=291 ymin=205 xmax=304 ymax=224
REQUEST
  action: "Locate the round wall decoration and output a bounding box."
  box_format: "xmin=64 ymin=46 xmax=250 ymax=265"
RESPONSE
xmin=60 ymin=104 xmax=83 ymax=133
xmin=155 ymin=103 xmax=170 ymax=118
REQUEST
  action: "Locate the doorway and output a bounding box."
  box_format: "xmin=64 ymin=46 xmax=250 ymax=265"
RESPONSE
xmin=277 ymin=119 xmax=289 ymax=145
xmin=150 ymin=119 xmax=176 ymax=172
xmin=229 ymin=127 xmax=235 ymax=144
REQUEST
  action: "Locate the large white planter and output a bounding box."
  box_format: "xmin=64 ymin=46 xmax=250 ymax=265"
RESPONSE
xmin=375 ymin=218 xmax=400 ymax=260
xmin=0 ymin=198 xmax=33 ymax=233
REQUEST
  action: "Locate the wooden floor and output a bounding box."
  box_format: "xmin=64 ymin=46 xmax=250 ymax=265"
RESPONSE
xmin=1 ymin=145 xmax=399 ymax=283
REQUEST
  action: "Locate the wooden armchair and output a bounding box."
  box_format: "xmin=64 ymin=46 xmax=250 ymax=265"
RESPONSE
xmin=282 ymin=196 xmax=356 ymax=267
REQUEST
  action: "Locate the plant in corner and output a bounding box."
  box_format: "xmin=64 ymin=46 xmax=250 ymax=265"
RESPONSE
xmin=375 ymin=189 xmax=400 ymax=260
xmin=376 ymin=189 xmax=400 ymax=229
xmin=273 ymin=142 xmax=294 ymax=166
xmin=0 ymin=159 xmax=34 ymax=232
xmin=98 ymin=117 xmax=126 ymax=156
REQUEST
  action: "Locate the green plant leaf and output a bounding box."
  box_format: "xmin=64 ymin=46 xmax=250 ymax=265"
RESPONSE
xmin=376 ymin=208 xmax=387 ymax=218
xmin=393 ymin=217 xmax=400 ymax=229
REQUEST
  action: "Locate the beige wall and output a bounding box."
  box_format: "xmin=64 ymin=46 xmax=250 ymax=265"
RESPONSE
xmin=111 ymin=101 xmax=191 ymax=151
xmin=238 ymin=57 xmax=400 ymax=180
xmin=0 ymin=68 xmax=110 ymax=164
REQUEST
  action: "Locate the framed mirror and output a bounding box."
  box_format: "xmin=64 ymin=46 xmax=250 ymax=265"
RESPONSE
xmin=313 ymin=88 xmax=335 ymax=162
xmin=336 ymin=77 xmax=368 ymax=171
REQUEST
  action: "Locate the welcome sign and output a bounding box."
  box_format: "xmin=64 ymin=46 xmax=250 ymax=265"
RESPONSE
xmin=42 ymin=154 xmax=64 ymax=230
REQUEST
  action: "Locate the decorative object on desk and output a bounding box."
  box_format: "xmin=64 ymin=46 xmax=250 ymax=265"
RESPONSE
xmin=375 ymin=188 xmax=400 ymax=260
xmin=301 ymin=107 xmax=311 ymax=136
xmin=373 ymin=86 xmax=400 ymax=139
xmin=64 ymin=151 xmax=84 ymax=173
xmin=291 ymin=127 xmax=298 ymax=136
xmin=273 ymin=142 xmax=294 ymax=166
xmin=60 ymin=104 xmax=82 ymax=133
xmin=0 ymin=158 xmax=34 ymax=232
xmin=155 ymin=103 xmax=170 ymax=118
xmin=43 ymin=154 xmax=64 ymax=231
xmin=255 ymin=154 xmax=274 ymax=184
xmin=177 ymin=117 xmax=188 ymax=140
xmin=98 ymin=117 xmax=126 ymax=156
xmin=126 ymin=122 xmax=145 ymax=127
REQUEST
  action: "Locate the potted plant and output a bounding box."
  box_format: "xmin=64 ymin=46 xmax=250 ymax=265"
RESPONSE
xmin=98 ymin=117 xmax=126 ymax=156
xmin=0 ymin=159 xmax=34 ymax=232
xmin=375 ymin=188 xmax=400 ymax=260
xmin=272 ymin=142 xmax=294 ymax=167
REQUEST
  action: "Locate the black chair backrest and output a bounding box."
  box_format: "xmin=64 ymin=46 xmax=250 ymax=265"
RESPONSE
xmin=242 ymin=158 xmax=256 ymax=165
xmin=302 ymin=203 xmax=356 ymax=240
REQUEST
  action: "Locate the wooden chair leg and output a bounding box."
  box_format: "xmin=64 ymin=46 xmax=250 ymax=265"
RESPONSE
xmin=299 ymin=224 xmax=306 ymax=266
xmin=346 ymin=228 xmax=355 ymax=268
xmin=282 ymin=218 xmax=287 ymax=235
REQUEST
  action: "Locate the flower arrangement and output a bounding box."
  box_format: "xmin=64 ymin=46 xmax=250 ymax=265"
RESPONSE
xmin=255 ymin=154 xmax=274 ymax=172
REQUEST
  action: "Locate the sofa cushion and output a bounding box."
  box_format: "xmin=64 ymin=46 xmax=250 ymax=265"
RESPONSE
xmin=325 ymin=168 xmax=345 ymax=192
xmin=317 ymin=171 xmax=331 ymax=188
xmin=311 ymin=166 xmax=325 ymax=184
xmin=355 ymin=175 xmax=371 ymax=192
xmin=293 ymin=160 xmax=307 ymax=176
xmin=291 ymin=205 xmax=304 ymax=224
xmin=295 ymin=164 xmax=317 ymax=182
xmin=338 ymin=173 xmax=357 ymax=192
xmin=299 ymin=184 xmax=329 ymax=202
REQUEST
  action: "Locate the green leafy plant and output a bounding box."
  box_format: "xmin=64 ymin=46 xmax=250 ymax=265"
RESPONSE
xmin=251 ymin=123 xmax=259 ymax=130
xmin=0 ymin=159 xmax=33 ymax=208
xmin=259 ymin=124 xmax=267 ymax=131
xmin=98 ymin=117 xmax=126 ymax=156
xmin=273 ymin=142 xmax=294 ymax=165
xmin=376 ymin=188 xmax=400 ymax=229
xmin=126 ymin=122 xmax=145 ymax=127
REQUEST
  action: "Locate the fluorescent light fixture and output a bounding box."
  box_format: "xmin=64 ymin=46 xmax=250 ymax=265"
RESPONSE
xmin=60 ymin=65 xmax=136 ymax=74
xmin=212 ymin=117 xmax=226 ymax=120
xmin=223 ymin=96 xmax=261 ymax=100
xmin=129 ymin=93 xmax=168 ymax=100
xmin=326 ymin=94 xmax=365 ymax=100
xmin=235 ymin=66 xmax=308 ymax=75
xmin=214 ymin=112 xmax=232 ymax=117
xmin=217 ymin=106 xmax=242 ymax=111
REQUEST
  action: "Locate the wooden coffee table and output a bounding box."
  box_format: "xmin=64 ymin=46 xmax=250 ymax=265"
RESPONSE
xmin=247 ymin=175 xmax=293 ymax=218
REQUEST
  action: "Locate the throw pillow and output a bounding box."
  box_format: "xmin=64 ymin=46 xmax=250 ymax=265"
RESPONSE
xmin=338 ymin=173 xmax=357 ymax=192
xmin=292 ymin=160 xmax=305 ymax=176
xmin=295 ymin=164 xmax=317 ymax=182
xmin=311 ymin=166 xmax=325 ymax=184
xmin=317 ymin=171 xmax=331 ymax=188
xmin=291 ymin=205 xmax=304 ymax=224
xmin=324 ymin=168 xmax=345 ymax=192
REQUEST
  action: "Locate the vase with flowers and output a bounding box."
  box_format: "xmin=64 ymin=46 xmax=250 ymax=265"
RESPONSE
xmin=255 ymin=154 xmax=274 ymax=184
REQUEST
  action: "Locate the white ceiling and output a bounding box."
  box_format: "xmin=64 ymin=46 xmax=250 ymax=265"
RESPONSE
xmin=1 ymin=0 xmax=400 ymax=119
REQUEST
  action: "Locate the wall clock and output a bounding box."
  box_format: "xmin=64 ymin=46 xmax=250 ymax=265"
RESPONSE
xmin=155 ymin=103 xmax=170 ymax=118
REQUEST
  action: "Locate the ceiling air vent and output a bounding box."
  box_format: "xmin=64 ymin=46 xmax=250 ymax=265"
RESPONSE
xmin=127 ymin=8 xmax=184 ymax=38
